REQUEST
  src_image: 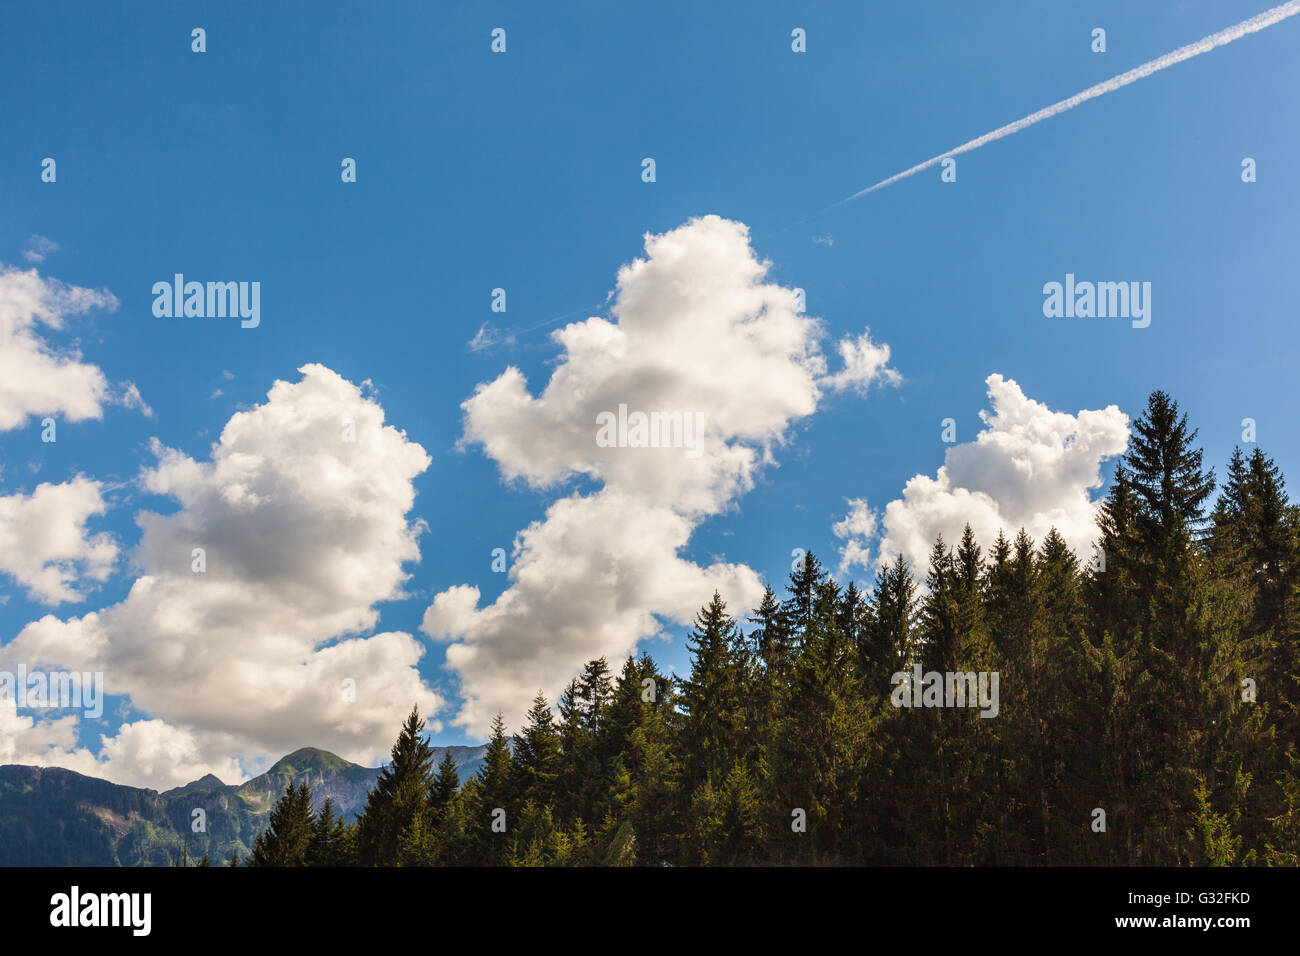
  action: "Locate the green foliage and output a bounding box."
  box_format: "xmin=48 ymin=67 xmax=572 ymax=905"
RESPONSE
xmin=355 ymin=706 xmax=436 ymax=866
xmin=249 ymin=782 xmax=314 ymax=866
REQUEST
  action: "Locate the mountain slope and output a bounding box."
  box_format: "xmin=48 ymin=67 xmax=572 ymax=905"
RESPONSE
xmin=0 ymin=743 xmax=492 ymax=866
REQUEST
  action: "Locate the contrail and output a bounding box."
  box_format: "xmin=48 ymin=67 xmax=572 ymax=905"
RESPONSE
xmin=835 ymin=0 xmax=1300 ymax=204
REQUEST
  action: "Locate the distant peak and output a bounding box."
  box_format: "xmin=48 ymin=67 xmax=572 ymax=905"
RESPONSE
xmin=160 ymin=771 xmax=230 ymax=797
xmin=266 ymin=747 xmax=357 ymax=774
xmin=281 ymin=746 xmax=335 ymax=761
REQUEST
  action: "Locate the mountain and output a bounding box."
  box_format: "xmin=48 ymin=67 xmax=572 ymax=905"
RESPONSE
xmin=0 ymin=744 xmax=492 ymax=866
xmin=223 ymin=747 xmax=383 ymax=822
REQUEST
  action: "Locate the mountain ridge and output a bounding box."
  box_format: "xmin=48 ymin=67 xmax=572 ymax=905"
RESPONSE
xmin=0 ymin=743 xmax=490 ymax=866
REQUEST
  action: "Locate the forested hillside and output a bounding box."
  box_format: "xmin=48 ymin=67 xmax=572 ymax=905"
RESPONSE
xmin=245 ymin=390 xmax=1300 ymax=866
xmin=0 ymin=746 xmax=491 ymax=866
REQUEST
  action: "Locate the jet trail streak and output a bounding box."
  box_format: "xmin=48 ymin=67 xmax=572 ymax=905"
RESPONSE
xmin=836 ymin=0 xmax=1300 ymax=204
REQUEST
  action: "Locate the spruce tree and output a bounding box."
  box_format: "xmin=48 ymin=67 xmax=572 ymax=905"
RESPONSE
xmin=1125 ymin=390 xmax=1216 ymax=546
xmin=781 ymin=551 xmax=826 ymax=640
xmin=250 ymin=782 xmax=315 ymax=867
xmin=306 ymin=797 xmax=339 ymax=866
xmin=430 ymin=750 xmax=460 ymax=824
xmin=1087 ymin=463 xmax=1145 ymax=651
xmin=869 ymin=554 xmax=918 ymax=682
xmin=473 ymin=713 xmax=515 ymax=865
xmin=678 ymin=592 xmax=747 ymax=792
xmin=919 ymin=536 xmax=959 ymax=672
xmin=355 ymin=706 xmax=436 ymax=866
xmin=513 ymin=691 xmax=562 ymax=808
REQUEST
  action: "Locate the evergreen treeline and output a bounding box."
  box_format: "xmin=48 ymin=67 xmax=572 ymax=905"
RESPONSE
xmin=243 ymin=391 xmax=1300 ymax=866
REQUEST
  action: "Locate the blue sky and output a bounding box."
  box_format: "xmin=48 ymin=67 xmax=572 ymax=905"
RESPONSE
xmin=2 ymin=0 xmax=1297 ymax=776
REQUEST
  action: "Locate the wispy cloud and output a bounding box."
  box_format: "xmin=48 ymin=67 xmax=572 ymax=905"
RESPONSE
xmin=22 ymin=236 xmax=59 ymax=264
xmin=837 ymin=0 xmax=1300 ymax=203
xmin=467 ymin=322 xmax=517 ymax=352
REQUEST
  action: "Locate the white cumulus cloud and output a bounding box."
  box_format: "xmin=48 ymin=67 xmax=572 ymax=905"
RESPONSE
xmin=0 ymin=477 xmax=118 ymax=604
xmin=2 ymin=364 xmax=442 ymax=787
xmin=0 ymin=698 xmax=245 ymax=789
xmin=836 ymin=373 xmax=1129 ymax=577
xmin=425 ymin=215 xmax=898 ymax=735
xmin=0 ymin=266 xmax=145 ymax=432
xmin=832 ymin=497 xmax=877 ymax=575
xmin=823 ymin=331 xmax=902 ymax=395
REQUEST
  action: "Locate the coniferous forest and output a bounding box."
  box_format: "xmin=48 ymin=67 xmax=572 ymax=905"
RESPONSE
xmin=245 ymin=392 xmax=1300 ymax=867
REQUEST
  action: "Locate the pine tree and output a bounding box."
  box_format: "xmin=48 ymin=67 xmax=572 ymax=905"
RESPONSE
xmin=689 ymin=761 xmax=764 ymax=865
xmin=1026 ymin=528 xmax=1088 ymax=863
xmin=781 ymin=551 xmax=826 ymax=640
xmin=250 ymin=782 xmax=315 ymax=866
xmin=307 ymin=797 xmax=337 ymax=866
xmin=919 ymin=536 xmax=959 ymax=672
xmin=772 ymin=571 xmax=878 ymax=863
xmin=601 ymin=655 xmax=667 ymax=769
xmin=396 ymin=812 xmax=437 ymax=866
xmin=355 ymin=706 xmax=436 ymax=866
xmin=430 ymin=750 xmax=460 ymax=823
xmin=748 ymin=586 xmax=789 ymax=743
xmin=554 ymin=677 xmax=588 ymax=822
xmin=678 ymin=593 xmax=749 ymax=794
xmin=306 ymin=797 xmax=353 ymax=866
xmin=473 ymin=713 xmax=515 ymax=865
xmin=625 ymin=688 xmax=684 ymax=865
xmin=513 ymin=692 xmax=562 ymax=808
xmin=576 ymin=658 xmax=614 ymax=732
xmin=1213 ymin=446 xmax=1299 ymax=645
xmin=1087 ymin=463 xmax=1146 ymax=652
xmin=1126 ymin=390 xmax=1216 ymax=547
xmin=749 ymin=586 xmax=788 ymax=674
xmin=869 ymin=554 xmax=918 ymax=682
